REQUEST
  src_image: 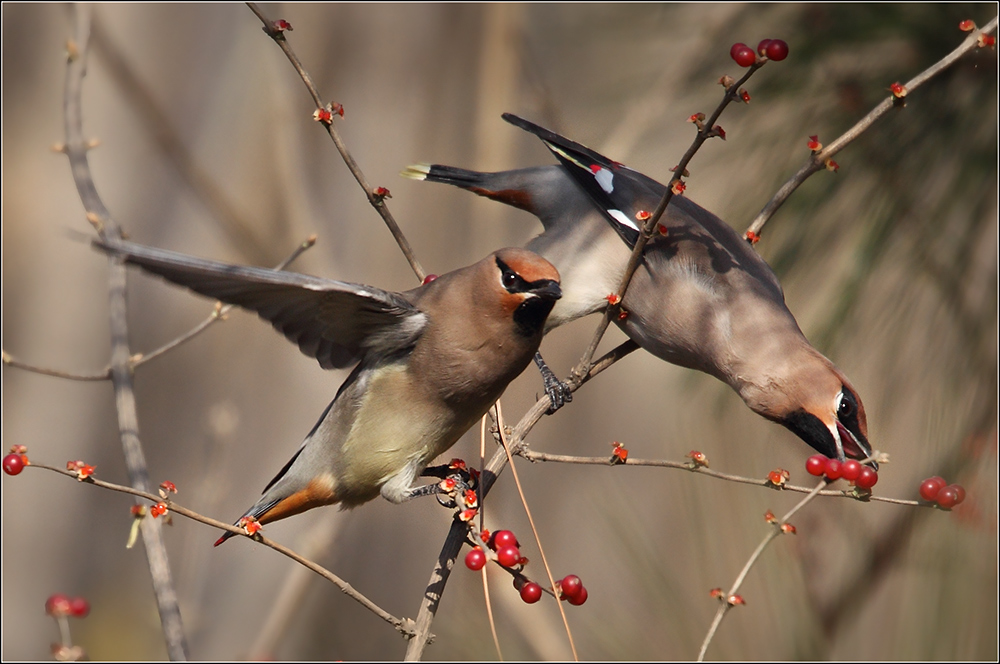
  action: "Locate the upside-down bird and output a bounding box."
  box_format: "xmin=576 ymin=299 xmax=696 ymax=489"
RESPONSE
xmin=96 ymin=240 xmax=561 ymax=544
xmin=403 ymin=113 xmax=873 ymax=465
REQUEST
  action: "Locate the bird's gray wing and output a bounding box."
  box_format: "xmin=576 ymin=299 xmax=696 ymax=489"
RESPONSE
xmin=96 ymin=240 xmax=427 ymax=369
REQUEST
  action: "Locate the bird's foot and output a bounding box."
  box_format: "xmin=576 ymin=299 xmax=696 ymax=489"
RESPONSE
xmin=534 ymin=352 xmax=573 ymax=413
xmin=418 ymin=459 xmax=480 ymax=508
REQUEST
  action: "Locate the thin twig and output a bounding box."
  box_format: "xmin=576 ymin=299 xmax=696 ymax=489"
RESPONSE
xmin=62 ymin=6 xmax=188 ymax=659
xmin=495 ymin=402 xmax=578 ymax=661
xmin=24 ymin=462 xmax=411 ymax=635
xmin=2 ymin=350 xmax=110 ymax=381
xmin=482 ymin=567 xmax=503 ymax=661
xmin=518 ymin=450 xmax=926 ymax=507
xmin=245 ymin=2 xmax=426 ymax=282
xmin=474 ymin=416 xmax=504 ymax=660
xmin=745 ymin=16 xmax=999 ymax=239
xmin=697 ymin=481 xmax=826 ymax=661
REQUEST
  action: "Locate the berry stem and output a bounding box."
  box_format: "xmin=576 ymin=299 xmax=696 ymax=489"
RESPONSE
xmin=56 ymin=615 xmax=73 ymax=649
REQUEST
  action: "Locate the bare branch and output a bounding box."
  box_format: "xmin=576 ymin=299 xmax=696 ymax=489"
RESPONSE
xmin=518 ymin=450 xmax=926 ymax=507
xmin=25 ymin=461 xmax=413 ymax=636
xmin=745 ymin=16 xmax=999 ymax=239
xmin=245 ymin=2 xmax=426 ymax=282
xmin=63 ymin=6 xmax=188 ymax=658
xmin=697 ymin=481 xmax=827 ymax=661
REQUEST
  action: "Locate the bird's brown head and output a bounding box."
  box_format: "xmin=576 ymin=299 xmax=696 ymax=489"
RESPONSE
xmin=752 ymin=354 xmax=874 ymax=468
xmin=491 ymin=248 xmax=561 ymax=338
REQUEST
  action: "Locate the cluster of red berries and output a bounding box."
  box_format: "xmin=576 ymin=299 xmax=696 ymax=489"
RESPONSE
xmin=464 ymin=528 xmax=588 ymax=606
xmin=464 ymin=529 xmax=524 ymax=572
xmin=45 ymin=594 xmax=90 ymax=619
xmin=919 ymin=476 xmax=966 ymax=509
xmin=730 ymin=39 xmax=789 ymax=67
xmin=805 ymin=454 xmax=878 ymax=489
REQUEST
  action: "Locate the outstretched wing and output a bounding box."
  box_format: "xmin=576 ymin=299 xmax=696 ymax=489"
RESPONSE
xmin=96 ymin=240 xmax=427 ymax=369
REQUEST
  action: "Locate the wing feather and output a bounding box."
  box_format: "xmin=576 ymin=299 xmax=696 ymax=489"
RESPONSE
xmin=96 ymin=240 xmax=427 ymax=369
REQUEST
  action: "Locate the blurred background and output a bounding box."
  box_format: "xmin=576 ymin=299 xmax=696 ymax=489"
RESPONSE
xmin=2 ymin=3 xmax=996 ymax=660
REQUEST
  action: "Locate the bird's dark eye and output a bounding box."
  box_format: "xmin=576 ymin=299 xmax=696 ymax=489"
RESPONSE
xmin=838 ymin=393 xmax=854 ymax=418
xmin=502 ymin=271 xmax=519 ymax=289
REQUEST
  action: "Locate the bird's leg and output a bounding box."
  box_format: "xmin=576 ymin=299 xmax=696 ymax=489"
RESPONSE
xmin=534 ymin=351 xmax=572 ymax=413
xmin=401 ymin=483 xmax=446 ymax=500
xmin=384 ymin=461 xmax=479 ymax=507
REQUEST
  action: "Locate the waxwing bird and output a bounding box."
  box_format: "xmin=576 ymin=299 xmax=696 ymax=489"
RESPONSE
xmin=95 ymin=240 xmax=561 ymax=544
xmin=403 ymin=113 xmax=873 ymax=465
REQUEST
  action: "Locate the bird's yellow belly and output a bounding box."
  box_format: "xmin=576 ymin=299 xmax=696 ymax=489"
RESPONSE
xmin=336 ymin=364 xmax=469 ymax=505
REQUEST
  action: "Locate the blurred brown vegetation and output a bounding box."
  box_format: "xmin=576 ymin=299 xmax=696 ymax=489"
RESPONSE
xmin=2 ymin=3 xmax=996 ymax=660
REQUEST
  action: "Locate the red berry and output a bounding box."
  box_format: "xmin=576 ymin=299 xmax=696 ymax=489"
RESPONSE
xmin=841 ymin=459 xmax=862 ymax=482
xmin=765 ymin=39 xmax=789 ymax=61
xmin=730 ymin=43 xmax=749 ymax=60
xmin=824 ymin=458 xmax=843 ymax=481
xmin=937 ymin=484 xmax=966 ymax=509
xmin=559 ymin=575 xmax=583 ymax=601
xmin=567 ymin=585 xmax=589 ymax=606
xmin=69 ymin=597 xmax=90 ymax=618
xmin=805 ymin=455 xmax=827 ymax=476
xmin=756 ymin=39 xmax=773 ymax=56
xmin=520 ymin=581 xmax=542 ymax=604
xmin=919 ymin=476 xmax=947 ymax=502
xmin=936 ymin=486 xmax=960 ymax=509
xmin=465 ymin=548 xmax=486 ymax=571
xmin=45 ymin=594 xmax=72 ymax=617
xmin=492 ymin=530 xmax=518 ymax=550
xmin=855 ymin=466 xmax=878 ymax=490
xmin=496 ymin=545 xmax=521 ymax=568
xmin=3 ymin=453 xmax=24 ymax=475
xmin=731 ymin=45 xmax=757 ymax=68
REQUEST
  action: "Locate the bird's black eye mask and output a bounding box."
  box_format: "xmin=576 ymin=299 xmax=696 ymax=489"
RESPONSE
xmin=495 ymin=257 xmax=560 ymax=297
xmin=781 ymin=410 xmax=837 ymax=459
xmin=496 ymin=257 xmax=560 ymax=337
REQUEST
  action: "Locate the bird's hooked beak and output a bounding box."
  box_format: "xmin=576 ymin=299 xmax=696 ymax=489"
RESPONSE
xmin=527 ymin=280 xmax=562 ymax=302
xmin=833 ymin=420 xmax=876 ymax=469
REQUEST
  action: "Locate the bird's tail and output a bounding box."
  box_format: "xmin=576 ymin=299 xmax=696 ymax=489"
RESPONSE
xmin=401 ymin=163 xmax=487 ymax=189
xmin=402 ymin=163 xmax=539 ymax=214
xmin=214 ymin=530 xmax=238 ymax=547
